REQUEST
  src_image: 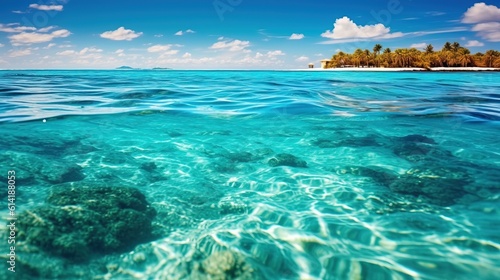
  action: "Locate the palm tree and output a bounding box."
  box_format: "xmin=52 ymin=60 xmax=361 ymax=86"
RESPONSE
xmin=451 ymin=42 xmax=461 ymax=52
xmin=425 ymin=44 xmax=434 ymax=54
xmin=363 ymin=49 xmax=371 ymax=67
xmin=457 ymin=48 xmax=473 ymax=67
xmin=483 ymin=50 xmax=499 ymax=67
xmin=373 ymin=44 xmax=382 ymax=67
xmin=442 ymin=42 xmax=452 ymax=52
xmin=353 ymin=48 xmax=364 ymax=67
xmin=381 ymin=48 xmax=392 ymax=67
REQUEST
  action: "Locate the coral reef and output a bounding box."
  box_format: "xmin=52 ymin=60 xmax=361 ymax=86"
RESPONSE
xmin=191 ymin=251 xmax=258 ymax=280
xmin=268 ymin=153 xmax=307 ymax=168
xmin=17 ymin=186 xmax=156 ymax=261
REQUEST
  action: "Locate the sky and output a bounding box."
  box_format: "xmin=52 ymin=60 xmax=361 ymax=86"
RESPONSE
xmin=1 ymin=0 xmax=500 ymax=69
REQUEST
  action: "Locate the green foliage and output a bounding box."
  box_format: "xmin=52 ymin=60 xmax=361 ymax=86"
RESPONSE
xmin=324 ymin=43 xmax=500 ymax=68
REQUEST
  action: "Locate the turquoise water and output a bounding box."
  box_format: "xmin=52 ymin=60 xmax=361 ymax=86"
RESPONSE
xmin=0 ymin=70 xmax=499 ymax=279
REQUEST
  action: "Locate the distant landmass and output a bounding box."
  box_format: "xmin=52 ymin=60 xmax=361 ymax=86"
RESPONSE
xmin=115 ymin=66 xmax=172 ymax=70
xmin=116 ymin=66 xmax=136 ymax=70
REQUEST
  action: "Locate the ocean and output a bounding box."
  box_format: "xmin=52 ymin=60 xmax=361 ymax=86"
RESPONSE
xmin=0 ymin=70 xmax=499 ymax=279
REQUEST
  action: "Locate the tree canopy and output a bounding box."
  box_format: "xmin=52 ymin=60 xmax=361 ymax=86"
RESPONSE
xmin=324 ymin=42 xmax=500 ymax=69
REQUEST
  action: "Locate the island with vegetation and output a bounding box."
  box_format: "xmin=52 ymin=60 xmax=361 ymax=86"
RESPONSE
xmin=323 ymin=42 xmax=500 ymax=70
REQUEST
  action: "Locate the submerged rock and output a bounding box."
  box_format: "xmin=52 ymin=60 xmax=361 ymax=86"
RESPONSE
xmin=268 ymin=153 xmax=307 ymax=168
xmin=191 ymin=251 xmax=257 ymax=280
xmin=391 ymin=134 xmax=453 ymax=162
xmin=18 ymin=186 xmax=156 ymax=261
xmin=389 ymin=166 xmax=471 ymax=206
xmin=1 ymin=151 xmax=85 ymax=184
xmin=339 ymin=165 xmax=471 ymax=206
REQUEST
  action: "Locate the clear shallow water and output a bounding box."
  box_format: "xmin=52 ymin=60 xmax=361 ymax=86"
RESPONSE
xmin=0 ymin=70 xmax=499 ymax=279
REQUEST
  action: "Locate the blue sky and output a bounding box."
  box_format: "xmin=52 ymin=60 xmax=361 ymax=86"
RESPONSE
xmin=1 ymin=0 xmax=500 ymax=69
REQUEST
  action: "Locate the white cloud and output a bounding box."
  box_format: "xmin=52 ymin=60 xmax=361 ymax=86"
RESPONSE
xmin=182 ymin=52 xmax=192 ymax=58
xmin=210 ymin=39 xmax=250 ymax=52
xmin=9 ymin=49 xmax=32 ymax=57
xmin=0 ymin=44 xmax=4 ymax=47
xmin=154 ymin=34 xmax=163 ymax=38
xmin=29 ymin=4 xmax=63 ymax=11
xmin=9 ymin=29 xmax=70 ymax=45
xmin=465 ymin=40 xmax=484 ymax=47
xmin=56 ymin=50 xmax=76 ymax=56
xmin=289 ymin=33 xmax=304 ymax=40
xmin=147 ymin=44 xmax=172 ymax=53
xmin=217 ymin=36 xmax=224 ymax=40
xmin=0 ymin=24 xmax=36 ymax=33
xmin=410 ymin=43 xmax=427 ymax=49
xmin=115 ymin=49 xmax=125 ymax=56
xmin=321 ymin=17 xmax=401 ymax=40
xmin=426 ymin=11 xmax=445 ymax=16
xmin=57 ymin=47 xmax=102 ymax=56
xmin=296 ymin=56 xmax=309 ymax=62
xmin=255 ymin=52 xmax=264 ymax=59
xmin=471 ymin=22 xmax=500 ymax=41
xmin=43 ymin=43 xmax=56 ymax=49
xmin=175 ymin=29 xmax=195 ymax=36
xmin=38 ymin=26 xmax=56 ymax=32
xmin=12 ymin=11 xmax=26 ymax=14
xmin=462 ymin=3 xmax=500 ymax=23
xmin=100 ymin=27 xmax=142 ymax=41
xmin=267 ymin=50 xmax=285 ymax=57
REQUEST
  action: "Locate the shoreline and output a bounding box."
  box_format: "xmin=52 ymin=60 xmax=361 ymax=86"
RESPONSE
xmin=0 ymin=67 xmax=499 ymax=72
xmin=300 ymin=67 xmax=500 ymax=72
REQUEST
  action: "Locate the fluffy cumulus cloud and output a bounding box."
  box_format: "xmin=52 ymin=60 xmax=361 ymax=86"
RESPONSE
xmin=100 ymin=27 xmax=142 ymax=41
xmin=210 ymin=39 xmax=250 ymax=52
xmin=0 ymin=23 xmax=36 ymax=33
xmin=289 ymin=33 xmax=304 ymax=40
xmin=471 ymin=22 xmax=500 ymax=41
xmin=9 ymin=49 xmax=32 ymax=57
xmin=0 ymin=43 xmax=4 ymax=47
xmin=147 ymin=44 xmax=179 ymax=56
xmin=462 ymin=2 xmax=500 ymax=23
xmin=29 ymin=4 xmax=63 ymax=11
xmin=465 ymin=40 xmax=484 ymax=47
xmin=9 ymin=29 xmax=70 ymax=45
xmin=321 ymin=17 xmax=402 ymax=40
xmin=182 ymin=52 xmax=192 ymax=58
xmin=463 ymin=3 xmax=500 ymax=42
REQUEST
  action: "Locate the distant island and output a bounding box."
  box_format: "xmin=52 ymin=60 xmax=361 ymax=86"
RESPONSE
xmin=115 ymin=66 xmax=172 ymax=70
xmin=116 ymin=66 xmax=136 ymax=70
xmin=323 ymin=42 xmax=500 ymax=70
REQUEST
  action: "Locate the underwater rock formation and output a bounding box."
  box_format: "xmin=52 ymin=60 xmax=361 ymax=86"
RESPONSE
xmin=268 ymin=153 xmax=307 ymax=168
xmin=191 ymin=251 xmax=258 ymax=280
xmin=1 ymin=151 xmax=85 ymax=185
xmin=391 ymin=134 xmax=453 ymax=163
xmin=338 ymin=165 xmax=471 ymax=206
xmin=18 ymin=186 xmax=156 ymax=261
xmin=389 ymin=166 xmax=471 ymax=205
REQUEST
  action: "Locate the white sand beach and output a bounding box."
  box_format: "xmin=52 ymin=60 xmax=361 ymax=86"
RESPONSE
xmin=297 ymin=67 xmax=500 ymax=72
